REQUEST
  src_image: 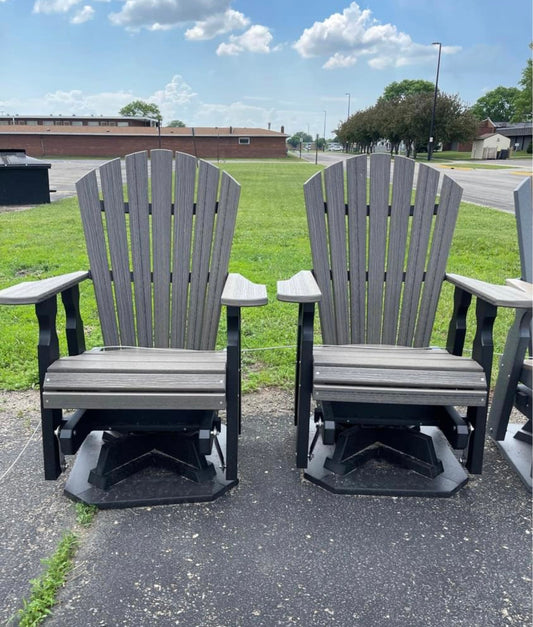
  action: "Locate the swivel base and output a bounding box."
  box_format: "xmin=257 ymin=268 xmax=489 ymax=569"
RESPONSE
xmin=304 ymin=420 xmax=468 ymax=497
xmin=492 ymin=423 xmax=532 ymax=491
xmin=63 ymin=427 xmax=237 ymax=509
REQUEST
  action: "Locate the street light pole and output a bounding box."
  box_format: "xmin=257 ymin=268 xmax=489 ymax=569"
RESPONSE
xmin=323 ymin=110 xmax=327 ymax=151
xmin=345 ymin=93 xmax=351 ymax=120
xmin=428 ymin=41 xmax=442 ymax=162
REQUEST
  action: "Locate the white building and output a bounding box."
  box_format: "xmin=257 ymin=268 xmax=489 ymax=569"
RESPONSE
xmin=471 ymin=132 xmax=511 ymax=159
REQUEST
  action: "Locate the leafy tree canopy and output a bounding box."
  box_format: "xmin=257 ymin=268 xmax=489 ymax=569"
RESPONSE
xmin=380 ymin=79 xmax=435 ymax=102
xmin=287 ymin=131 xmax=313 ymax=148
xmin=512 ymin=45 xmax=532 ymax=121
xmin=471 ymin=86 xmax=521 ymax=122
xmin=167 ymin=119 xmax=186 ymax=127
xmin=119 ymin=100 xmax=162 ymax=122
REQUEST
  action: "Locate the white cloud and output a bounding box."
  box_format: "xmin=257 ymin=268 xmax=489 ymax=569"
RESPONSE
xmin=33 ymin=0 xmax=81 ymax=14
xmin=70 ymin=5 xmax=94 ymax=23
xmin=323 ymin=52 xmax=358 ymax=70
xmin=294 ymin=2 xmax=460 ymax=70
xmin=0 ymin=75 xmax=295 ymax=131
xmin=185 ymin=9 xmax=249 ymax=40
xmin=109 ymin=0 xmax=230 ymax=30
xmin=147 ymin=75 xmax=198 ymax=121
xmin=216 ymin=24 xmax=276 ymax=56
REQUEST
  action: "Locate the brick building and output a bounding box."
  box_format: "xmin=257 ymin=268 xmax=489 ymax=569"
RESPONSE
xmin=446 ymin=118 xmax=532 ymax=153
xmin=0 ymin=124 xmax=289 ymax=159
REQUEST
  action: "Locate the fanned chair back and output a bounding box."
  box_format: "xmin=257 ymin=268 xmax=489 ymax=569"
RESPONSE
xmin=304 ymin=153 xmax=463 ymax=347
xmin=76 ymin=150 xmax=240 ymax=350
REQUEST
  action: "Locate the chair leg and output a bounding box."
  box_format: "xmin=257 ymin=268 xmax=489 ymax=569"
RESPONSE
xmin=466 ymin=405 xmax=487 ymax=474
xmin=296 ymin=303 xmax=315 ymax=468
xmin=489 ymin=308 xmax=531 ymax=440
xmin=36 ymin=296 xmax=63 ymax=479
xmin=41 ymin=407 xmax=63 ymax=479
xmin=226 ymin=306 xmax=240 ymax=482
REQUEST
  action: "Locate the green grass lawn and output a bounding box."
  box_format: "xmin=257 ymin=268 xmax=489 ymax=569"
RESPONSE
xmin=0 ymin=160 xmax=521 ymax=391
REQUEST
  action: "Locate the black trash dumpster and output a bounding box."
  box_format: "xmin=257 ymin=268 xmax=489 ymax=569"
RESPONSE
xmin=498 ymin=149 xmax=509 ymax=160
xmin=0 ymin=150 xmax=51 ymax=205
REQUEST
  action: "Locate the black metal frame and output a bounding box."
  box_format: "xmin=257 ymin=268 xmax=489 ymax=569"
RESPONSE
xmin=293 ymin=285 xmax=498 ymax=496
xmin=33 ymin=285 xmax=243 ymax=506
xmin=488 ymin=307 xmax=532 ymax=490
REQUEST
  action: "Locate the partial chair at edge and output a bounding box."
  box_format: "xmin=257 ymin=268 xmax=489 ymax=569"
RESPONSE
xmin=0 ymin=150 xmax=267 ymax=508
xmin=488 ymin=177 xmax=532 ymax=491
xmin=278 ymin=153 xmax=531 ymax=497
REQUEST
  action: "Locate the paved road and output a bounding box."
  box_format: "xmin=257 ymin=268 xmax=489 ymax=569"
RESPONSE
xmin=298 ymin=151 xmax=532 ymax=214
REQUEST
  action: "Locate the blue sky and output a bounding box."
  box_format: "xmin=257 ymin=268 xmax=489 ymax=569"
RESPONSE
xmin=1 ymin=0 xmax=531 ymax=137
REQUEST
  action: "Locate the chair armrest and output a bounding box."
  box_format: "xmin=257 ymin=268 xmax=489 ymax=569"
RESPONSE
xmin=277 ymin=270 xmax=321 ymax=303
xmin=446 ymin=273 xmax=533 ymax=308
xmin=221 ymin=273 xmax=268 ymax=307
xmin=0 ymin=271 xmax=90 ymax=305
xmin=505 ymin=278 xmax=533 ymax=297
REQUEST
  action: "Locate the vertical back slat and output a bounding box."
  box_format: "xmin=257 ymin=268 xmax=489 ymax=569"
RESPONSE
xmin=305 ymin=172 xmax=337 ymax=344
xmin=100 ymin=159 xmax=136 ymax=345
xmin=187 ymin=160 xmax=219 ymax=349
xmin=203 ymin=172 xmax=241 ymax=349
xmin=346 ymin=155 xmax=367 ymax=344
xmin=324 ymin=161 xmax=349 ymax=344
xmin=151 ymin=149 xmax=173 ymax=347
xmin=171 ymin=152 xmax=197 ymax=348
xmin=515 ymin=177 xmax=532 ymax=283
xmin=382 ymin=156 xmax=415 ymax=344
xmin=397 ymin=163 xmax=440 ymax=345
xmin=415 ymin=175 xmax=462 ymax=346
xmin=366 ymin=154 xmax=390 ymax=343
xmin=126 ymin=151 xmax=152 ymax=347
xmin=76 ymin=170 xmax=120 ymax=345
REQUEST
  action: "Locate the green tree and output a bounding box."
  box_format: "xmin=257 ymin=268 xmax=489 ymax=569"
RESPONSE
xmin=380 ymin=79 xmax=435 ymax=102
xmin=287 ymin=131 xmax=313 ymax=148
xmin=471 ymin=86 xmax=520 ymax=122
xmin=512 ymin=46 xmax=532 ymax=121
xmin=167 ymin=119 xmax=186 ymax=127
xmin=119 ymin=100 xmax=162 ymax=122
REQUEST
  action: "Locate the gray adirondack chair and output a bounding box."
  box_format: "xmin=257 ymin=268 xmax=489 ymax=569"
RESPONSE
xmin=0 ymin=150 xmax=267 ymax=508
xmin=488 ymin=177 xmax=532 ymax=490
xmin=278 ymin=154 xmax=531 ymax=497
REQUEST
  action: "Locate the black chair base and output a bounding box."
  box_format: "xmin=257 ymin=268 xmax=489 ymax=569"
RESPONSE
xmin=63 ymin=427 xmax=237 ymax=509
xmin=304 ymin=419 xmax=468 ymax=497
xmin=492 ymin=423 xmax=532 ymax=491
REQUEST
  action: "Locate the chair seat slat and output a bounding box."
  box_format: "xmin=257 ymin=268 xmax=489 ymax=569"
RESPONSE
xmin=314 ymin=366 xmax=486 ymax=389
xmin=314 ymin=345 xmax=483 ymax=371
xmin=44 ymin=372 xmax=225 ymax=392
xmin=314 ymin=385 xmax=487 ymax=406
xmin=43 ymin=392 xmax=226 ymax=410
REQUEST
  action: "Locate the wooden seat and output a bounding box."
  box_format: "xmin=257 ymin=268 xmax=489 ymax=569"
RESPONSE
xmin=313 ymin=345 xmax=486 ymax=406
xmin=488 ymin=177 xmax=533 ymax=491
xmin=0 ymin=150 xmax=267 ymax=508
xmin=278 ymin=154 xmax=531 ymax=497
xmin=43 ymin=348 xmax=227 ymax=410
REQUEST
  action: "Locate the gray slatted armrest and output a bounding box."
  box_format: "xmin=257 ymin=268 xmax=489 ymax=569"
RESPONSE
xmin=446 ymin=274 xmax=533 ymax=309
xmin=277 ymin=270 xmax=322 ymax=303
xmin=0 ymin=271 xmax=90 ymax=305
xmin=221 ymin=273 xmax=268 ymax=307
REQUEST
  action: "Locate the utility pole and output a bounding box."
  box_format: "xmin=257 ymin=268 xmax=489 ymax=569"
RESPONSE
xmin=428 ymin=42 xmax=442 ymax=161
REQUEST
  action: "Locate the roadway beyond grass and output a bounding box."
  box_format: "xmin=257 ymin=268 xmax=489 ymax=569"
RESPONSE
xmin=0 ymin=161 xmax=521 ymax=391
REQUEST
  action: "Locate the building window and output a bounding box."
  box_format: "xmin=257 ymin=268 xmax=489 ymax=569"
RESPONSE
xmin=87 ymin=121 xmax=99 ymax=126
xmin=26 ymin=120 xmax=38 ymax=126
xmin=72 ymin=121 xmax=83 ymax=126
xmin=238 ymin=137 xmax=250 ymax=145
xmin=117 ymin=122 xmax=129 ymax=127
